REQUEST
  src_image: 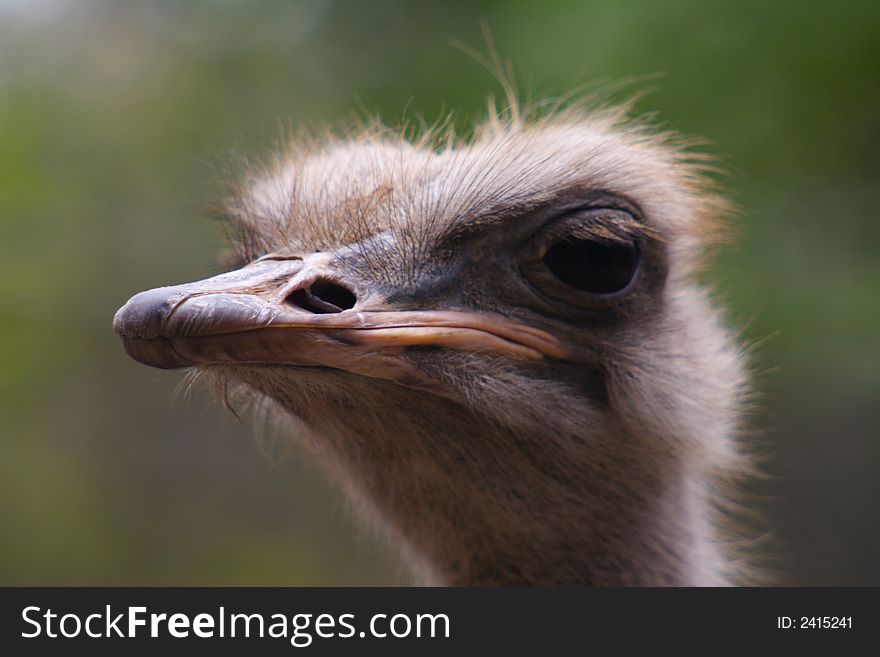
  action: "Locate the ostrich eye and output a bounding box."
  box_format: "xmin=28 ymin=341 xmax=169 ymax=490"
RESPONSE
xmin=543 ymin=237 xmax=639 ymax=295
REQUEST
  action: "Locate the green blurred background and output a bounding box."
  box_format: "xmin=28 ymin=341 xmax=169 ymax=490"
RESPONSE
xmin=1 ymin=0 xmax=878 ymax=585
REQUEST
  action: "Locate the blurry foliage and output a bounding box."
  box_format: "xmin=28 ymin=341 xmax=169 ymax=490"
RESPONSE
xmin=0 ymin=0 xmax=878 ymax=584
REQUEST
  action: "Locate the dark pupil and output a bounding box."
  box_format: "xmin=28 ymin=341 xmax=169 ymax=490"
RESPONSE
xmin=543 ymin=238 xmax=638 ymax=294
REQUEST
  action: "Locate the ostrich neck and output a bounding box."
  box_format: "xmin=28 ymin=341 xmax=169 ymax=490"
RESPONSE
xmin=282 ymin=385 xmax=722 ymax=587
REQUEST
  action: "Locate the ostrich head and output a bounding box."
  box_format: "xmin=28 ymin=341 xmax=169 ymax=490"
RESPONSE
xmin=114 ymin=106 xmax=750 ymax=586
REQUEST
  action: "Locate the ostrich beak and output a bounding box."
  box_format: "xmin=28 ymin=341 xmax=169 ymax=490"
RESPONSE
xmin=113 ymin=256 xmax=563 ymax=385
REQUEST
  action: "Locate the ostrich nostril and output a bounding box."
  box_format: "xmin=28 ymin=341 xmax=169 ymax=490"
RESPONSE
xmin=285 ymin=279 xmax=357 ymax=314
xmin=311 ymin=279 xmax=357 ymax=310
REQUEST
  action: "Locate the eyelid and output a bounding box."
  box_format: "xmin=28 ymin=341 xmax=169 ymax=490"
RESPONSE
xmin=565 ymin=207 xmax=647 ymax=233
xmin=537 ymin=208 xmax=653 ymax=255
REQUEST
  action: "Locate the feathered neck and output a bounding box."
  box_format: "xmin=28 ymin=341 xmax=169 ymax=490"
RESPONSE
xmin=226 ymin=366 xmax=730 ymax=586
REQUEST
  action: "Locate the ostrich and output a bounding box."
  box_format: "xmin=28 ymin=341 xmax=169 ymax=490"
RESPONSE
xmin=113 ymin=102 xmax=752 ymax=586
